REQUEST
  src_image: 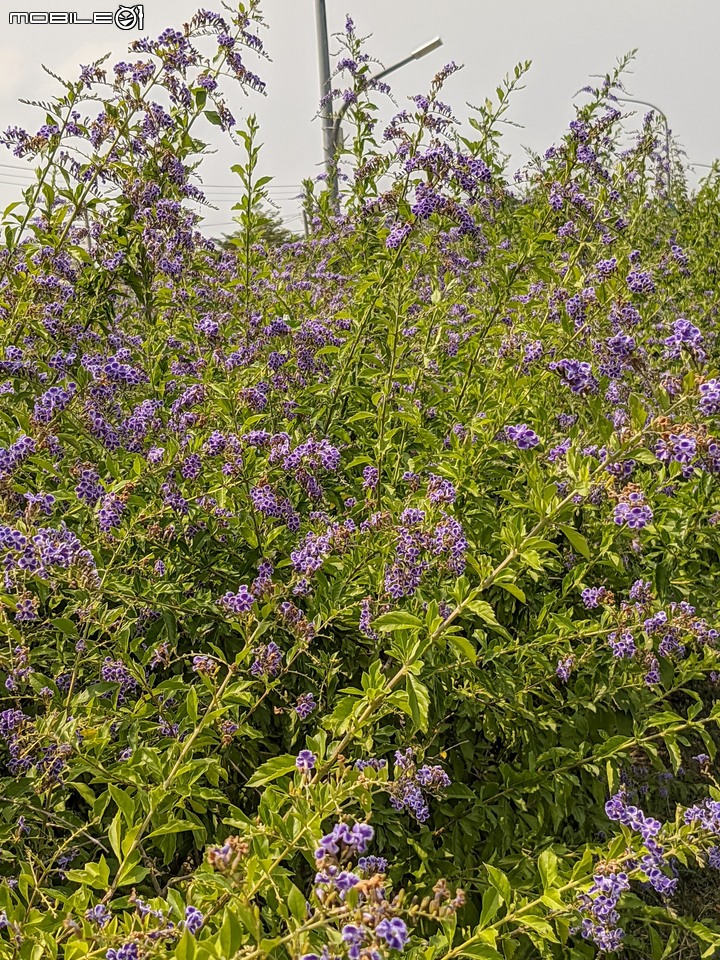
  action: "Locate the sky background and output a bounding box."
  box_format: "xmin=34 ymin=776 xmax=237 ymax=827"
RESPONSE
xmin=0 ymin=0 xmax=717 ymax=238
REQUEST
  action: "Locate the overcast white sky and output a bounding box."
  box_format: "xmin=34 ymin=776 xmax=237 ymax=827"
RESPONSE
xmin=0 ymin=0 xmax=717 ymax=237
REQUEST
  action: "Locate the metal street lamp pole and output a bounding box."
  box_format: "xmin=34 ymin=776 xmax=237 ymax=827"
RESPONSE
xmin=314 ymin=0 xmax=336 ymax=191
xmin=314 ymin=0 xmax=442 ymax=206
xmin=616 ymin=96 xmax=672 ymax=194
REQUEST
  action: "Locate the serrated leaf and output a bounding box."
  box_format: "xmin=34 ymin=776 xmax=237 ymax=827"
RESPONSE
xmin=538 ymin=849 xmax=558 ymax=890
xmin=146 ymin=820 xmax=202 ymax=839
xmin=467 ymin=600 xmax=498 ymax=625
xmin=459 ymin=945 xmax=503 ymax=959
xmin=287 ymin=883 xmax=307 ymax=922
xmin=485 ymin=864 xmax=511 ymax=903
xmin=496 ymin=580 xmax=526 ymax=603
xmin=558 ymin=523 xmax=590 ymax=559
xmin=373 ymin=611 xmax=423 ymax=631
xmin=245 ymin=754 xmax=298 ymax=788
xmin=406 ymin=674 xmax=430 ymax=732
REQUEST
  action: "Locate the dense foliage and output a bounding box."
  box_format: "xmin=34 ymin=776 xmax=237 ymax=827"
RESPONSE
xmin=2 ymin=6 xmax=720 ymax=959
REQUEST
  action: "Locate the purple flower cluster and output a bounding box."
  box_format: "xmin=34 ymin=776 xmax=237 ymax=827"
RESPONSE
xmin=573 ymin=789 xmax=680 ymax=951
xmin=505 ymin=423 xmax=540 ymax=449
xmin=249 ymin=640 xmax=282 ymax=678
xmin=98 ymin=494 xmax=125 ymax=532
xmin=575 ymin=871 xmax=629 ymax=953
xmin=608 ymin=631 xmax=636 ymax=659
xmin=0 ymin=435 xmax=35 ymax=478
xmin=100 ymin=658 xmax=138 ymax=702
xmin=33 ymin=382 xmax=77 ymax=423
xmin=556 ymin=655 xmax=574 ymax=682
xmin=581 ymin=586 xmax=607 ymax=609
xmin=626 ymin=269 xmax=655 ymax=294
xmin=106 ymin=945 xmax=139 ymax=960
xmin=295 ymin=692 xmax=316 ymax=719
xmin=184 ymin=905 xmax=204 ymax=935
xmin=655 ymin=432 xmax=696 ymax=466
xmin=664 ymin=318 xmax=705 ymax=362
xmin=219 ymin=585 xmax=255 ymax=614
xmin=389 ymin=748 xmax=450 ymax=822
xmin=426 ymin=474 xmax=456 ymax=505
xmin=699 ymin=379 xmax=720 ymax=416
xmin=315 ymin=822 xmax=375 ymax=861
xmin=548 ymin=358 xmax=599 ymax=395
xmin=613 ymin=490 xmax=653 ymax=530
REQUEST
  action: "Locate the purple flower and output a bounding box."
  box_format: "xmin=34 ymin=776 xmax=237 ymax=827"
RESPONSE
xmin=699 ymin=379 xmax=720 ymax=416
xmin=613 ymin=493 xmax=653 ymax=530
xmin=33 ymin=383 xmax=77 ymax=423
xmin=106 ymin=945 xmax=139 ymax=960
xmin=548 ymin=358 xmax=598 ymax=395
xmin=250 ymin=641 xmax=283 ymax=678
xmin=362 ymin=466 xmax=379 ymax=490
xmin=315 ymin=822 xmax=374 ymax=860
xmin=582 ymin=587 xmax=607 ymax=609
xmin=98 ymin=494 xmax=125 ymax=532
xmin=386 ymin=222 xmax=412 ymax=248
xmin=192 ymin=655 xmax=217 ymax=676
xmin=295 ymin=693 xmax=316 ymax=719
xmin=376 ymin=917 xmax=408 ymax=951
xmin=608 ymin=632 xmax=636 ymax=659
xmin=219 ymin=586 xmax=255 ymax=614
xmin=505 ymin=423 xmax=540 ymax=449
xmin=427 ymin=474 xmax=456 ymax=504
xmin=184 ymin=905 xmax=203 ymax=935
xmin=342 ymin=924 xmax=367 ymax=960
xmin=296 ymin=749 xmax=316 ymax=773
xmin=556 ymin=655 xmax=574 ymax=682
xmin=626 ymin=269 xmax=655 ymax=294
xmin=85 ymin=903 xmax=111 ymax=927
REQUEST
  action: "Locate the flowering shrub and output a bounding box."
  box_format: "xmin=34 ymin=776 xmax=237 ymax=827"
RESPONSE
xmin=1 ymin=7 xmax=720 ymax=960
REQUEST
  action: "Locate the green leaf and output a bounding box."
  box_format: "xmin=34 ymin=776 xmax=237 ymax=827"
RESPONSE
xmin=595 ymin=736 xmax=633 ymax=760
xmin=52 ymin=617 xmax=78 ymax=637
xmin=538 ymin=849 xmax=558 ymax=890
xmin=108 ymin=811 xmax=123 ymax=861
xmin=458 ymin=945 xmax=503 ymax=959
xmin=187 ymin=686 xmax=198 ymax=724
xmin=557 ymin=523 xmax=590 ymax=559
xmin=245 ymin=754 xmax=298 ymax=788
xmin=467 ymin=600 xmax=498 ymax=625
xmin=518 ymin=914 xmax=559 ymax=942
xmin=175 ymin=930 xmax=197 ymax=960
xmin=479 ymin=888 xmax=501 ymax=927
xmin=629 ymin=393 xmax=648 ymax=430
xmin=406 ymin=674 xmax=430 ymax=732
xmin=496 ymin=580 xmax=526 ymax=603
xmin=115 ymin=854 xmax=149 ymax=887
xmin=217 ymin=909 xmax=244 ymax=956
xmin=287 ymin=883 xmax=307 ymax=922
xmin=485 ymin=864 xmax=511 ymax=903
xmin=109 ymin=785 xmax=135 ymax=823
xmin=146 ymin=820 xmax=203 ymax=839
xmin=373 ymin=611 xmax=423 ymax=631
xmin=447 ymin=633 xmax=477 ymax=663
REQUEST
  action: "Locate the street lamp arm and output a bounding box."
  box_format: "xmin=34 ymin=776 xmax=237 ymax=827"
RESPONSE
xmin=616 ymin=95 xmax=672 ymax=194
xmin=615 ymin=96 xmax=667 ymax=123
xmin=331 ymin=37 xmax=443 ymax=153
